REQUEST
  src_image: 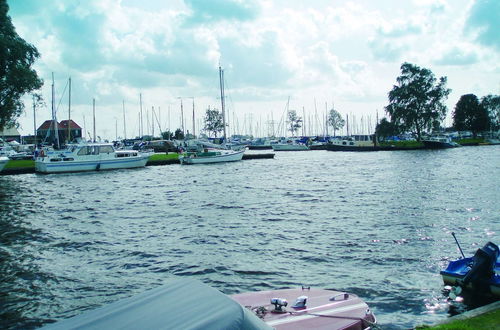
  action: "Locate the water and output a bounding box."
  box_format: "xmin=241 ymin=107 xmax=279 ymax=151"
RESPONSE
xmin=1 ymin=146 xmax=499 ymax=329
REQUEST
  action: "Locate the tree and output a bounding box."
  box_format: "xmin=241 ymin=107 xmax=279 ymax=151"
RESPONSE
xmin=481 ymin=94 xmax=500 ymax=131
xmin=375 ymin=118 xmax=398 ymax=141
xmin=161 ymin=130 xmax=174 ymax=140
xmin=0 ymin=0 xmax=43 ymax=130
xmin=287 ymin=110 xmax=302 ymax=136
xmin=173 ymin=128 xmax=184 ymax=140
xmin=385 ymin=62 xmax=451 ymax=141
xmin=327 ymin=109 xmax=345 ymax=136
xmin=453 ymin=94 xmax=490 ymax=137
xmin=203 ymin=107 xmax=224 ymax=137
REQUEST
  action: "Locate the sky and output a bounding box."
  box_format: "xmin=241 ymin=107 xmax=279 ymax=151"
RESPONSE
xmin=7 ymin=0 xmax=500 ymax=140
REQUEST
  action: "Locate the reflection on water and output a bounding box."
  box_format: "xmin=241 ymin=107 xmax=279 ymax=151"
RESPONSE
xmin=0 ymin=146 xmax=499 ymax=329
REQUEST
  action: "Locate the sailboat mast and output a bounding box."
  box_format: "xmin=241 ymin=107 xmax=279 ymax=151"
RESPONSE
xmin=93 ymin=98 xmax=96 ymax=142
xmin=122 ymin=100 xmax=127 ymax=139
xmin=33 ymin=95 xmax=37 ymax=146
xmin=192 ymin=98 xmax=195 ymax=138
xmin=219 ymin=66 xmax=227 ymax=141
xmin=68 ymin=77 xmax=71 ymax=143
xmin=51 ymin=73 xmax=60 ymax=149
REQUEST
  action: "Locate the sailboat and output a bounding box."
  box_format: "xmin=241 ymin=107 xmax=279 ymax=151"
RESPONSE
xmin=179 ymin=66 xmax=244 ymax=165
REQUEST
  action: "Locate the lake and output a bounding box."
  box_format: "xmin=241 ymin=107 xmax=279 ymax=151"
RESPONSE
xmin=0 ymin=146 xmax=498 ymax=329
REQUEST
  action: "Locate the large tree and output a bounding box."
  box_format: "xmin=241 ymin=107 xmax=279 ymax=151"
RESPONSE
xmin=327 ymin=108 xmax=345 ymax=137
xmin=385 ymin=62 xmax=451 ymax=141
xmin=203 ymin=107 xmax=224 ymax=137
xmin=287 ymin=110 xmax=302 ymax=136
xmin=481 ymin=94 xmax=500 ymax=131
xmin=453 ymin=94 xmax=490 ymax=137
xmin=375 ymin=118 xmax=398 ymax=141
xmin=0 ymin=0 xmax=43 ymax=130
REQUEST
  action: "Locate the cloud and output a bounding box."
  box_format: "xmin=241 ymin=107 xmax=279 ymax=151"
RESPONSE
xmin=465 ymin=0 xmax=500 ymax=50
xmin=368 ymin=39 xmax=408 ymax=62
xmin=433 ymin=47 xmax=479 ymax=66
xmin=184 ymin=0 xmax=260 ymax=24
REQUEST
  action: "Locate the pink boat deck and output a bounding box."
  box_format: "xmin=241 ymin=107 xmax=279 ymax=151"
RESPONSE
xmin=231 ymin=287 xmax=376 ymax=330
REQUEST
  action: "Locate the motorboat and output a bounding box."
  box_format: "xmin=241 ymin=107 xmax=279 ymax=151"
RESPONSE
xmin=179 ymin=148 xmax=245 ymax=165
xmin=326 ymin=135 xmax=378 ymax=152
xmin=35 ymin=143 xmax=151 ymax=173
xmin=422 ymin=135 xmax=461 ymax=149
xmin=0 ymin=156 xmax=9 ymax=172
xmin=272 ymin=140 xmax=309 ymax=151
xmin=441 ymin=240 xmax=500 ymax=298
xmin=41 ymin=278 xmax=376 ymax=330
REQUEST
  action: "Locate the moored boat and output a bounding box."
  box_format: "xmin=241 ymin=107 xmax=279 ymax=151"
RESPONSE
xmin=179 ymin=148 xmax=245 ymax=164
xmin=422 ymin=135 xmax=460 ymax=149
xmin=41 ymin=278 xmax=376 ymax=330
xmin=441 ymin=240 xmax=500 ymax=298
xmin=326 ymin=135 xmax=378 ymax=152
xmin=0 ymin=156 xmax=9 ymax=172
xmin=35 ymin=143 xmax=151 ymax=173
xmin=272 ymin=141 xmax=309 ymax=151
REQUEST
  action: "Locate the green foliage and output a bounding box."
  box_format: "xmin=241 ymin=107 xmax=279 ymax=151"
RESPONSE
xmin=385 ymin=62 xmax=451 ymax=141
xmin=203 ymin=108 xmax=224 ymax=137
xmin=173 ymin=128 xmax=184 ymax=140
xmin=416 ymin=308 xmax=500 ymax=329
xmin=481 ymin=94 xmax=500 ymax=130
xmin=0 ymin=0 xmax=43 ymax=130
xmin=375 ymin=117 xmax=398 ymax=140
xmin=453 ymin=94 xmax=490 ymax=137
xmin=327 ymin=109 xmax=345 ymax=136
xmin=161 ymin=130 xmax=174 ymax=140
xmin=287 ymin=110 xmax=302 ymax=136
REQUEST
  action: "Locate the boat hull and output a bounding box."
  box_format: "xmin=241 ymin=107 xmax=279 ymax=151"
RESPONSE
xmin=231 ymin=287 xmax=376 ymax=329
xmin=179 ymin=150 xmax=244 ymax=164
xmin=326 ymin=144 xmax=379 ymax=152
xmin=422 ymin=140 xmax=460 ymax=149
xmin=272 ymin=144 xmax=309 ymax=151
xmin=0 ymin=156 xmax=9 ymax=172
xmin=35 ymin=155 xmax=150 ymax=173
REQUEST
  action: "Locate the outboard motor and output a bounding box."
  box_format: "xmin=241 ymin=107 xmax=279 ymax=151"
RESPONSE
xmin=462 ymin=242 xmax=499 ymax=292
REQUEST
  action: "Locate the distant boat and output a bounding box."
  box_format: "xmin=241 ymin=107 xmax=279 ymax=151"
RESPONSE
xmin=40 ymin=278 xmax=377 ymax=330
xmin=179 ymin=148 xmax=244 ymax=165
xmin=35 ymin=143 xmax=151 ymax=173
xmin=422 ymin=135 xmax=460 ymax=149
xmin=326 ymin=135 xmax=378 ymax=152
xmin=0 ymin=156 xmax=9 ymax=172
xmin=272 ymin=140 xmax=309 ymax=151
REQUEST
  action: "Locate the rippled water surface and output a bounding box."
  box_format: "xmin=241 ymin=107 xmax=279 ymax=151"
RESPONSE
xmin=1 ymin=146 xmax=499 ymax=329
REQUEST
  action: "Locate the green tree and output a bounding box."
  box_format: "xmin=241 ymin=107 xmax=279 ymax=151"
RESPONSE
xmin=327 ymin=109 xmax=345 ymax=137
xmin=287 ymin=110 xmax=302 ymax=136
xmin=203 ymin=107 xmax=224 ymax=137
xmin=481 ymin=94 xmax=500 ymax=131
xmin=0 ymin=0 xmax=43 ymax=130
xmin=173 ymin=128 xmax=184 ymax=140
xmin=385 ymin=62 xmax=451 ymax=141
xmin=161 ymin=130 xmax=174 ymax=140
xmin=453 ymin=94 xmax=490 ymax=137
xmin=375 ymin=118 xmax=398 ymax=141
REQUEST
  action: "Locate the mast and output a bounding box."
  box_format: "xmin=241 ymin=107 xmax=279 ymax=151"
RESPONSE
xmin=219 ymin=66 xmax=227 ymax=142
xmin=68 ymin=77 xmax=71 ymax=143
xmin=122 ymin=100 xmax=127 ymax=139
xmin=93 ymin=98 xmax=96 ymax=142
xmin=180 ymin=98 xmax=184 ymax=135
xmin=139 ymin=93 xmax=143 ymax=138
xmin=192 ymin=98 xmax=195 ymax=138
xmin=33 ymin=95 xmax=37 ymax=146
xmin=51 ymin=73 xmax=60 ymax=149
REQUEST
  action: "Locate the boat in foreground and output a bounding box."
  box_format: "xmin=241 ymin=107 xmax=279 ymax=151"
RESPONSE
xmin=179 ymin=148 xmax=245 ymax=164
xmin=441 ymin=241 xmax=500 ymax=297
xmin=0 ymin=156 xmax=9 ymax=172
xmin=35 ymin=143 xmax=151 ymax=173
xmin=326 ymin=135 xmax=378 ymax=152
xmin=272 ymin=141 xmax=309 ymax=151
xmin=41 ymin=278 xmax=376 ymax=330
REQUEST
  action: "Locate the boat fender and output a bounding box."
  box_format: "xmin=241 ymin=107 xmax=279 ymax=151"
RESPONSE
xmin=96 ymin=163 xmax=101 ymax=171
xmin=40 ymin=150 xmax=45 ymax=157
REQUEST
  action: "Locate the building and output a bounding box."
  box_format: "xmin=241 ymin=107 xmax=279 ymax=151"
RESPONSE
xmin=37 ymin=119 xmax=82 ymax=145
xmin=0 ymin=126 xmax=22 ymax=143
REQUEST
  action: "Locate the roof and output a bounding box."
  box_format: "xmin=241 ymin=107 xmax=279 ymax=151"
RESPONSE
xmin=37 ymin=120 xmax=64 ymax=130
xmin=60 ymin=119 xmax=82 ymax=130
xmin=42 ymin=278 xmax=271 ymax=330
xmin=0 ymin=126 xmax=20 ymax=137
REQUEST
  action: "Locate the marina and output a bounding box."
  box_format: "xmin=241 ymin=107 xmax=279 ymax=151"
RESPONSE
xmin=0 ymin=146 xmax=498 ymax=329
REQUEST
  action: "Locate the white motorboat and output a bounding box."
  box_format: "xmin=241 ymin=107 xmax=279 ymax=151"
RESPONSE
xmin=272 ymin=141 xmax=309 ymax=151
xmin=35 ymin=143 xmax=151 ymax=173
xmin=0 ymin=156 xmax=9 ymax=172
xmin=179 ymin=148 xmax=244 ymax=165
xmin=422 ymin=135 xmax=461 ymax=149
